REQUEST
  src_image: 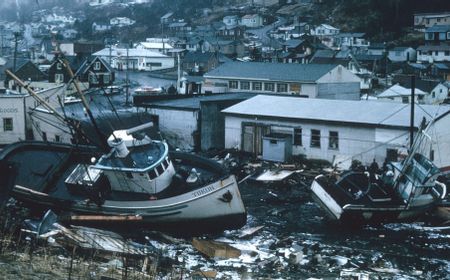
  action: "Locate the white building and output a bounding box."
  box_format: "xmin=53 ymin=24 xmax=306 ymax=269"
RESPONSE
xmin=425 ymin=82 xmax=450 ymax=104
xmin=223 ymin=15 xmax=239 ymax=27
xmin=222 ymin=95 xmax=450 ymax=168
xmin=312 ymin=24 xmax=340 ymax=36
xmin=388 ymin=47 xmax=417 ymax=62
xmin=0 ymin=86 xmax=65 ymax=145
xmin=93 ymin=47 xmax=175 ymax=71
xmin=110 ymin=17 xmax=135 ymax=27
xmin=135 ymin=41 xmax=174 ymax=54
xmin=377 ymin=84 xmax=427 ymax=104
xmin=203 ymin=62 xmax=361 ymax=100
xmin=241 ymin=14 xmax=263 ymax=28
xmin=417 ymin=45 xmax=450 ymax=63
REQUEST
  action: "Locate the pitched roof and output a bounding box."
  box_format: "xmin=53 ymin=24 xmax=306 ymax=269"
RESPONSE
xmin=93 ymin=48 xmax=168 ymax=58
xmin=204 ymin=62 xmax=338 ymax=82
xmin=222 ymin=95 xmax=450 ymax=128
xmin=377 ymin=84 xmax=427 ymax=98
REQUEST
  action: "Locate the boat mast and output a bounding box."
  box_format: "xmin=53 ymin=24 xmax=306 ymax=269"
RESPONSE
xmin=59 ymin=58 xmax=109 ymax=151
xmin=410 ymin=75 xmax=415 ymax=149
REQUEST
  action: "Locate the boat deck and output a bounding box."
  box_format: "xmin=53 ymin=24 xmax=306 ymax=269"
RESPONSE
xmin=316 ymin=172 xmax=405 ymax=208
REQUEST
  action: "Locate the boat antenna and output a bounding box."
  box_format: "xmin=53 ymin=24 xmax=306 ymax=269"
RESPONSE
xmin=58 ymin=57 xmax=109 ymax=151
xmin=410 ymin=75 xmax=415 ymax=150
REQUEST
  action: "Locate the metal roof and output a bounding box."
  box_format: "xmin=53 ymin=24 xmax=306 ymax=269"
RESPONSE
xmin=425 ymin=25 xmax=450 ymax=33
xmin=145 ymin=93 xmax=256 ymax=110
xmin=222 ymin=95 xmax=450 ymax=128
xmin=377 ymin=84 xmax=426 ymax=98
xmin=204 ymin=62 xmax=338 ymax=83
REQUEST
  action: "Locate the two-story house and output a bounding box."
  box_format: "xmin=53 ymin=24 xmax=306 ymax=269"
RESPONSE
xmin=334 ymin=33 xmax=370 ymax=51
xmin=78 ymin=57 xmax=115 ymax=88
xmin=241 ymin=14 xmax=263 ymax=28
xmin=388 ymin=47 xmax=417 ymax=62
xmin=414 ymin=12 xmax=450 ymax=31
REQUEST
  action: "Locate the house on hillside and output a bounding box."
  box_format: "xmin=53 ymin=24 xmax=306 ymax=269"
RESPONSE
xmin=78 ymin=57 xmax=115 ymax=88
xmin=93 ymin=47 xmax=175 ymax=71
xmin=424 ymin=25 xmax=450 ymax=43
xmin=334 ymin=33 xmax=369 ymax=51
xmin=203 ymin=62 xmax=361 ymax=99
xmin=182 ymin=51 xmax=219 ymax=74
xmin=110 ymin=17 xmax=135 ymax=27
xmin=414 ymin=12 xmax=450 ymax=31
xmin=222 ymin=95 xmax=450 ymax=167
xmin=426 ymin=81 xmax=450 ymax=104
xmin=388 ymin=47 xmax=416 ymax=62
xmin=241 ymin=14 xmax=263 ymax=28
xmin=417 ymin=45 xmax=450 ymax=63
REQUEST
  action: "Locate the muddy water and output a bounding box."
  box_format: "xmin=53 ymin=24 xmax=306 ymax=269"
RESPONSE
xmin=235 ymin=178 xmax=450 ymax=279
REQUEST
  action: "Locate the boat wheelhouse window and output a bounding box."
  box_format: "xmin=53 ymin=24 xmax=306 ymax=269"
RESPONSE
xmin=3 ymin=118 xmax=13 ymax=131
xmin=293 ymin=128 xmax=302 ymax=146
xmin=311 ymin=129 xmax=321 ymax=148
xmin=126 ymin=172 xmax=133 ymax=178
xmin=161 ymin=160 xmax=168 ymax=170
xmin=148 ymin=169 xmax=157 ymax=180
xmin=156 ymin=164 xmax=164 ymax=175
xmin=329 ymin=131 xmax=339 ymax=150
xmin=165 ymin=158 xmax=171 ymax=166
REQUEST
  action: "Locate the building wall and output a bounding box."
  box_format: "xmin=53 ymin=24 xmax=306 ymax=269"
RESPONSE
xmin=224 ymin=115 xmax=409 ymax=165
xmin=147 ymin=108 xmax=198 ymax=150
xmin=0 ymin=96 xmax=27 ymax=145
xmin=426 ymin=84 xmax=449 ymax=104
xmin=388 ymin=49 xmax=417 ymax=62
xmin=431 ymin=114 xmax=450 ymax=171
xmin=417 ymin=50 xmax=450 ymax=62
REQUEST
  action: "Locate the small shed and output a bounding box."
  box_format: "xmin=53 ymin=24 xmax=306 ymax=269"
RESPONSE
xmin=262 ymin=134 xmax=292 ymax=162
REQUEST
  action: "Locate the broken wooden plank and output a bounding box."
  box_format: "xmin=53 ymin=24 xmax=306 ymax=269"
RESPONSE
xmin=62 ymin=215 xmax=143 ymax=222
xmin=192 ymin=238 xmax=241 ymax=259
xmin=238 ymin=226 xmax=264 ymax=239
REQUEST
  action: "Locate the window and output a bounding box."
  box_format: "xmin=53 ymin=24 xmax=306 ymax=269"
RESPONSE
xmin=252 ymin=82 xmax=262 ymax=90
xmin=229 ymin=80 xmax=238 ymax=89
xmin=329 ymin=131 xmax=339 ymax=149
xmin=89 ymin=73 xmax=98 ymax=84
xmin=3 ymin=118 xmax=13 ymax=131
xmin=156 ymin=164 xmax=164 ymax=175
xmin=277 ymin=83 xmax=287 ymax=93
xmin=311 ymin=129 xmax=321 ymax=148
xmin=103 ymin=74 xmax=110 ymax=84
xmin=55 ymin=135 xmax=60 ymax=142
xmin=435 ymin=51 xmax=439 ymax=56
xmin=146 ymin=62 xmax=162 ymax=67
xmin=57 ymin=63 xmax=62 ymax=70
xmin=445 ymin=51 xmax=450 ymax=56
xmin=264 ymin=82 xmax=275 ymax=91
xmin=293 ymin=128 xmax=302 ymax=146
xmin=55 ymin=73 xmax=64 ymax=83
xmin=94 ymin=61 xmax=101 ymax=70
xmin=148 ymin=169 xmax=157 ymax=180
xmin=241 ymin=81 xmax=250 ymax=90
xmin=42 ymin=132 xmax=47 ymax=141
xmin=402 ymin=96 xmax=409 ymax=103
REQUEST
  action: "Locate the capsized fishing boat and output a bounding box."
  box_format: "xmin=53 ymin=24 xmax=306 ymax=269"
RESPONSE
xmin=0 ymin=123 xmax=247 ymax=233
xmin=311 ymin=122 xmax=447 ymax=224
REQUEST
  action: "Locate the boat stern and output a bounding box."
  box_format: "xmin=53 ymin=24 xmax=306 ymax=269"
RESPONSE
xmin=310 ymin=175 xmax=343 ymax=221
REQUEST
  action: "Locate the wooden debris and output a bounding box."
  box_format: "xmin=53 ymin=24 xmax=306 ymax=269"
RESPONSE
xmin=192 ymin=238 xmax=241 ymax=259
xmin=62 ymin=215 xmax=142 ymax=222
xmin=192 ymin=270 xmax=218 ymax=278
xmin=238 ymin=226 xmax=264 ymax=239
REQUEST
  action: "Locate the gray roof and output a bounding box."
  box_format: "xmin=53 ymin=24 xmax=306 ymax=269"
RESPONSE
xmin=222 ymin=95 xmax=450 ymax=128
xmin=336 ymin=32 xmax=365 ymax=38
xmin=418 ymin=45 xmax=450 ymax=51
xmin=204 ymin=62 xmax=338 ymax=83
xmin=144 ymin=93 xmax=256 ymax=110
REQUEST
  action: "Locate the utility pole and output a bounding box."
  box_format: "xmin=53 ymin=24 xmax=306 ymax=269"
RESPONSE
xmin=125 ymin=42 xmax=129 ymax=106
xmin=410 ymin=75 xmax=415 ymax=149
xmin=13 ymin=30 xmax=21 ymax=72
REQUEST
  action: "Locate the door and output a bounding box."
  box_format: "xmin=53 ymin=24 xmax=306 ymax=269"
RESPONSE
xmin=242 ymin=123 xmax=270 ymax=155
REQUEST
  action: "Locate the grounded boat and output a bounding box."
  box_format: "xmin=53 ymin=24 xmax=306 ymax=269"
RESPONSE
xmin=0 ymin=125 xmax=247 ymax=233
xmin=311 ymin=125 xmax=447 ymax=224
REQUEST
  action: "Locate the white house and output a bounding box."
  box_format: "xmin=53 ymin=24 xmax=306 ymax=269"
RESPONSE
xmin=110 ymin=17 xmax=135 ymax=27
xmin=425 ymin=81 xmax=450 ymax=104
xmin=223 ymin=15 xmax=239 ymax=27
xmin=135 ymin=41 xmax=174 ymax=54
xmin=377 ymin=84 xmax=427 ymax=104
xmin=241 ymin=14 xmax=263 ymax=28
xmin=312 ymin=24 xmax=340 ymax=36
xmin=203 ymin=62 xmax=361 ymax=100
xmin=92 ymin=22 xmax=112 ymax=33
xmin=417 ymin=45 xmax=450 ymax=63
xmin=222 ymin=95 xmax=450 ymax=168
xmin=93 ymin=47 xmax=175 ymax=71
xmin=388 ymin=47 xmax=416 ymax=62
xmin=334 ymin=33 xmax=369 ymax=50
